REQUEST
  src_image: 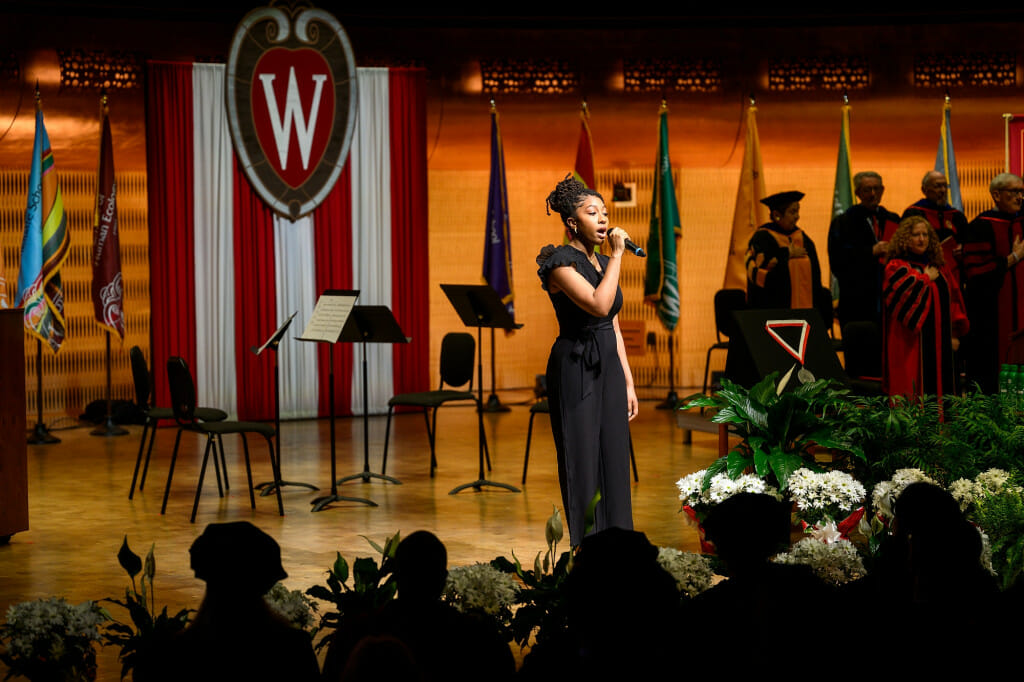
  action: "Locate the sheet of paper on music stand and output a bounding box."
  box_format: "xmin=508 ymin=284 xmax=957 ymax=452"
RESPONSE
xmin=297 ymin=290 xmax=359 ymax=343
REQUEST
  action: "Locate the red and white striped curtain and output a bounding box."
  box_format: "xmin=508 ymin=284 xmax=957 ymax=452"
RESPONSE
xmin=146 ymin=61 xmax=428 ymax=420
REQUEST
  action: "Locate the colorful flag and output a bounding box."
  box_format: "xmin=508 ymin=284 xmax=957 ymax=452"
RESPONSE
xmin=644 ymin=101 xmax=680 ymax=332
xmin=16 ymin=100 xmax=70 ymax=353
xmin=936 ymin=97 xmax=963 ymax=212
xmin=482 ymin=102 xmax=514 ymax=321
xmin=832 ymin=99 xmax=854 ymax=219
xmin=723 ymin=100 xmax=768 ymax=290
xmin=573 ymin=101 xmax=595 ymax=189
xmin=92 ymin=97 xmax=125 ymax=338
xmin=0 ymin=249 xmax=8 ymax=308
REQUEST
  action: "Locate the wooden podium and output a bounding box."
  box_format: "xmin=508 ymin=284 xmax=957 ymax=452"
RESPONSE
xmin=0 ymin=309 xmax=28 ymax=541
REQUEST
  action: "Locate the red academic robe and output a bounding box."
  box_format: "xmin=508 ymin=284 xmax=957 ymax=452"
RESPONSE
xmin=883 ymin=258 xmax=968 ymax=399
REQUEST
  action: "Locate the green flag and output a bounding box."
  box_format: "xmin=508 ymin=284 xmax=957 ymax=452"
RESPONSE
xmin=832 ymin=100 xmax=853 ymax=218
xmin=644 ymin=102 xmax=680 ymax=332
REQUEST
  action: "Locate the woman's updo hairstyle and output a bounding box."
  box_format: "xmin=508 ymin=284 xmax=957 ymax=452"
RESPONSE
xmin=545 ymin=173 xmax=604 ymax=228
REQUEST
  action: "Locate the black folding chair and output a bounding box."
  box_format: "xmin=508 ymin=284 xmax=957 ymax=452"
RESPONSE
xmin=127 ymin=346 xmax=227 ymax=499
xmin=381 ymin=332 xmax=485 ymax=477
xmin=162 ymin=357 xmax=284 ymax=522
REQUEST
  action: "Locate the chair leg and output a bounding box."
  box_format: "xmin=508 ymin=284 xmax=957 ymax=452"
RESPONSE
xmin=263 ymin=434 xmax=284 ymax=516
xmin=161 ymin=429 xmax=184 ymax=515
xmin=702 ymin=346 xmax=714 ymax=395
xmin=482 ymin=415 xmax=492 ymax=472
xmin=381 ymin=407 xmax=394 ymax=475
xmin=239 ymin=434 xmax=256 ymax=510
xmin=426 ymin=409 xmax=438 ymax=477
xmin=211 ymin=434 xmax=225 ymax=498
xmin=190 ymin=437 xmax=215 ymax=523
xmin=139 ymin=421 xmax=159 ymax=492
xmin=522 ymin=410 xmax=537 ymax=485
xmin=128 ymin=419 xmax=151 ymax=499
xmin=217 ymin=435 xmax=230 ymax=492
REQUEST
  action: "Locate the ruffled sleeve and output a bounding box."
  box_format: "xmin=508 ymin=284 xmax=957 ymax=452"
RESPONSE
xmin=537 ymin=245 xmax=585 ymax=291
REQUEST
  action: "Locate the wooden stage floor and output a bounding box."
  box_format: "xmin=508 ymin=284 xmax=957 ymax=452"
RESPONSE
xmin=0 ymin=398 xmax=720 ymax=678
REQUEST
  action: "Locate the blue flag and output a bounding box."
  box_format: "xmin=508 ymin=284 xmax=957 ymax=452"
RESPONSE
xmin=16 ymin=103 xmax=70 ymax=353
xmin=483 ymin=104 xmax=514 ymax=321
xmin=935 ymin=98 xmax=963 ymax=212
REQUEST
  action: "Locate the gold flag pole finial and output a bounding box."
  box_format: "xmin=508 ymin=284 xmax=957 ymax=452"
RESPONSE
xmin=581 ymin=98 xmax=588 ymax=116
xmin=489 ymin=98 xmax=496 ymax=114
xmin=842 ymin=90 xmax=849 ymax=106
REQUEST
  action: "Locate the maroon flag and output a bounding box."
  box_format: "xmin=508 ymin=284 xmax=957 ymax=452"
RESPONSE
xmin=92 ymin=98 xmax=124 ymax=338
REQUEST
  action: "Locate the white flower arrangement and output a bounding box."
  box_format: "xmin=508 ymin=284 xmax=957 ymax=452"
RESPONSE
xmin=264 ymin=582 xmax=318 ymax=632
xmin=677 ymin=470 xmax=782 ymax=510
xmin=656 ymin=547 xmax=714 ymax=598
xmin=787 ymin=468 xmax=866 ymax=526
xmin=773 ymin=537 xmax=866 ymax=585
xmin=950 ymin=469 xmax=1019 ymax=512
xmin=871 ymin=468 xmax=939 ymax=522
xmin=0 ymin=597 xmax=107 ymax=680
xmin=443 ymin=563 xmax=520 ymax=616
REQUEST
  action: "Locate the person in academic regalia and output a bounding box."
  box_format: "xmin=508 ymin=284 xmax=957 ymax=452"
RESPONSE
xmin=961 ymin=172 xmax=1024 ymax=392
xmin=745 ymin=191 xmax=824 ymax=313
xmin=883 ymin=216 xmax=968 ymax=400
xmin=902 ymin=170 xmax=968 ymax=275
xmin=828 ymin=171 xmax=902 ymax=330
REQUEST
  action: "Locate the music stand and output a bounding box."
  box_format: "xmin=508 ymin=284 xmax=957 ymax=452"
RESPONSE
xmin=336 ymin=306 xmax=408 ymax=487
xmin=440 ymin=283 xmax=521 ymax=495
xmin=251 ymin=312 xmax=318 ymax=496
xmin=296 ymin=290 xmax=376 ymax=512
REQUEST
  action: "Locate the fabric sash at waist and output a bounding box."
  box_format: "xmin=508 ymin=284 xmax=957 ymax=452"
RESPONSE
xmin=558 ymin=320 xmax=614 ymax=401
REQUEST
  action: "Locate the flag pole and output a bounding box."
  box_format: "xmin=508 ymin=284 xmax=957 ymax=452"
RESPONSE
xmin=92 ymin=91 xmax=128 ymax=436
xmin=27 ymin=338 xmax=58 ymax=443
xmin=484 ymin=99 xmax=509 ymax=412
xmin=25 ymin=85 xmax=59 ymax=445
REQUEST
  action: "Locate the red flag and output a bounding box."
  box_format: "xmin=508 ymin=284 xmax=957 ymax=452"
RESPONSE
xmin=92 ymin=98 xmax=124 ymax=338
xmin=573 ymin=101 xmax=595 ymax=189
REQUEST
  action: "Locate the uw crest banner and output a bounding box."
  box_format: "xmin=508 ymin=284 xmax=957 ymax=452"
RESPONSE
xmin=146 ymin=62 xmax=428 ymax=421
xmin=226 ymin=5 xmax=357 ymax=220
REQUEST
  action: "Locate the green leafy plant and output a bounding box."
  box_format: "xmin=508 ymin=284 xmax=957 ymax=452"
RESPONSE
xmin=969 ymin=479 xmax=1024 ymax=590
xmin=492 ymin=505 xmax=573 ymax=650
xmin=102 ymin=537 xmax=192 ymax=680
xmin=305 ymin=532 xmax=400 ymax=652
xmin=682 ymin=374 xmax=864 ymax=491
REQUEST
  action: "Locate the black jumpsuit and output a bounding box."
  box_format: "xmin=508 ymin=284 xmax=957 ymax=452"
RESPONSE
xmin=537 ymin=245 xmax=633 ymax=545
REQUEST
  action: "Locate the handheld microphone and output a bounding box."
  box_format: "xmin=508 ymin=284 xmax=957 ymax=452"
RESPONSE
xmin=624 ymin=239 xmax=646 ymax=258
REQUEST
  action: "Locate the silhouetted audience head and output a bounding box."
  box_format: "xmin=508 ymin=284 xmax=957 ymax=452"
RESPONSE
xmin=893 ymin=481 xmax=962 ymax=537
xmin=189 ymin=521 xmax=286 ymax=596
xmin=702 ymin=492 xmax=791 ymax=567
xmin=394 ymin=530 xmax=447 ymax=603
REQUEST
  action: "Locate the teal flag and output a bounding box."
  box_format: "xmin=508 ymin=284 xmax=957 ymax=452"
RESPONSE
xmin=832 ymin=101 xmax=853 ymax=218
xmin=643 ymin=102 xmax=680 ymax=332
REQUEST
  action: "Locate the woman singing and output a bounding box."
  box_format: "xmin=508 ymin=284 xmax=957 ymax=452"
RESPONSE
xmin=536 ymin=174 xmax=638 ymax=546
xmin=883 ymin=216 xmax=969 ymax=400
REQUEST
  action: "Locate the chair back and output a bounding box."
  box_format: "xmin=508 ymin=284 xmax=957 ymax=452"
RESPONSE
xmin=439 ymin=332 xmax=475 ymax=389
xmin=130 ymin=346 xmax=152 ymax=408
xmin=166 ymin=357 xmax=199 ymax=425
xmin=714 ymin=289 xmax=747 ymax=342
